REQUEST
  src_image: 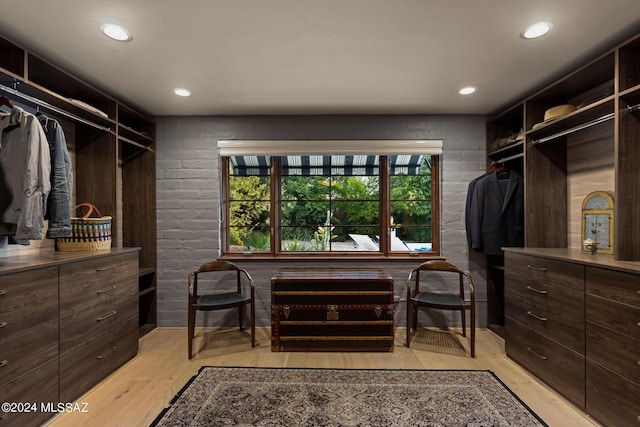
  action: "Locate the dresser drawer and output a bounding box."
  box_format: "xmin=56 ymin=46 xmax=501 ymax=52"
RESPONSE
xmin=0 ymin=267 xmax=58 ymax=385
xmin=587 ymin=359 xmax=640 ymax=427
xmin=59 ymin=253 xmax=138 ymax=351
xmin=586 ymin=266 xmax=640 ymax=307
xmin=587 ymin=321 xmax=640 ymax=384
xmin=505 ymin=280 xmax=584 ymax=353
xmin=587 ymin=293 xmax=640 ymax=341
xmin=0 ymin=357 xmax=58 ymax=427
xmin=59 ymin=314 xmax=138 ymax=402
xmin=59 ymin=296 xmax=137 ymax=353
xmin=505 ymin=253 xmax=584 ymax=292
xmin=272 ymin=304 xmax=394 ymax=352
xmin=505 ymin=316 xmax=585 ymax=408
xmin=272 ymin=291 xmax=394 ymax=306
xmin=59 ymin=252 xmax=138 ymax=308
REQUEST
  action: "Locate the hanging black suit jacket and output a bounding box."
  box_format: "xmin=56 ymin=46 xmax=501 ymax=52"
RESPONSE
xmin=465 ymin=172 xmax=487 ymax=248
xmin=469 ymin=170 xmax=524 ymax=255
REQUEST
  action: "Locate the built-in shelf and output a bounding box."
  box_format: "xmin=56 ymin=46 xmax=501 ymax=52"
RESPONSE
xmin=139 ymin=323 xmax=156 ymax=338
xmin=487 ymin=141 xmax=524 ymax=162
xmin=139 ymin=286 xmax=157 ymax=297
xmin=0 ymin=33 xmax=157 ymax=338
xmin=139 ymin=267 xmax=156 ymax=277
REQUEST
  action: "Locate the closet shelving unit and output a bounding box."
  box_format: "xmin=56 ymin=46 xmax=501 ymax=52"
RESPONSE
xmin=0 ymin=35 xmax=157 ymax=337
xmin=485 ymin=31 xmax=640 ymax=426
xmin=483 ymin=103 xmax=525 ymax=336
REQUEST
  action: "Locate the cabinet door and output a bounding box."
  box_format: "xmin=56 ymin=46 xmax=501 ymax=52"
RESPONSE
xmin=0 ymin=267 xmax=58 ymax=386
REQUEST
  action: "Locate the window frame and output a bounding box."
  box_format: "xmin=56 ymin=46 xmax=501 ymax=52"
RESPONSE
xmin=221 ymin=155 xmax=440 ymax=259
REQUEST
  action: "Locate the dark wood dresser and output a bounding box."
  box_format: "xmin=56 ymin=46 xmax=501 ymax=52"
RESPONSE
xmin=271 ymin=268 xmax=394 ymax=352
xmin=504 ymin=248 xmax=640 ymax=427
xmin=0 ymin=249 xmax=139 ymax=427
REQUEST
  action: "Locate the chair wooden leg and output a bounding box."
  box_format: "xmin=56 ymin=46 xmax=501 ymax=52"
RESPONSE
xmin=461 ymin=308 xmax=467 ymax=337
xmin=406 ymin=301 xmax=411 ymax=347
xmin=239 ymin=305 xmax=244 ymax=331
xmin=187 ymin=305 xmax=195 ymax=359
xmin=250 ymin=300 xmax=256 ymax=347
xmin=412 ymin=305 xmax=418 ymax=331
xmin=470 ymin=306 xmax=476 ymax=358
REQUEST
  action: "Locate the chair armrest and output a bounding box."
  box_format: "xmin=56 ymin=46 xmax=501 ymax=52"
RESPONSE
xmin=187 ymin=272 xmax=193 ymax=294
xmin=238 ymin=268 xmax=255 ymax=291
xmin=463 ymin=271 xmax=475 ymax=303
xmin=406 ymin=268 xmax=418 ymax=299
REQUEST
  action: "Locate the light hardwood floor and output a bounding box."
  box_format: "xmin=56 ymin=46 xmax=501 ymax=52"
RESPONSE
xmin=46 ymin=327 xmax=601 ymax=427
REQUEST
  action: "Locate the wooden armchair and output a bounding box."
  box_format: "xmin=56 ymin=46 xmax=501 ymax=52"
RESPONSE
xmin=406 ymin=260 xmax=476 ymax=357
xmin=188 ymin=260 xmax=255 ymax=358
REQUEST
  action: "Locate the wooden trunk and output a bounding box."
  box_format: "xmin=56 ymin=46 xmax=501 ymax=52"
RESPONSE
xmin=271 ymin=268 xmax=394 ymax=352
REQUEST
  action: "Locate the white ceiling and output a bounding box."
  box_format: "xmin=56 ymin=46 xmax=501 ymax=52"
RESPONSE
xmin=0 ymin=1 xmax=639 ymax=117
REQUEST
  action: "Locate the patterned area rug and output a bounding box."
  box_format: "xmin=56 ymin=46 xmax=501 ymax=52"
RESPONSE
xmin=151 ymin=367 xmax=547 ymax=426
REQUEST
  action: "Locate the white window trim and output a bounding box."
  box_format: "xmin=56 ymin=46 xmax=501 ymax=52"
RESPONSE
xmin=217 ymin=140 xmax=443 ymax=156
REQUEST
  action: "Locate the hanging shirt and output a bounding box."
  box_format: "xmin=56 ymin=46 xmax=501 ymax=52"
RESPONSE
xmin=0 ymin=106 xmax=51 ymax=240
xmin=38 ymin=113 xmax=73 ymax=238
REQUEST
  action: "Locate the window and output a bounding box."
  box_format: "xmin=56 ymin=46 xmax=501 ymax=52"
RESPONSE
xmin=280 ymin=155 xmax=381 ymax=252
xmin=220 ymin=140 xmax=441 ymax=257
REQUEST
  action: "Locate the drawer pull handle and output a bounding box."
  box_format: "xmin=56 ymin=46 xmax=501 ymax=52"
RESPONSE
xmin=526 ymin=285 xmax=548 ymax=295
xmin=0 ymin=290 xmax=6 ymax=296
xmin=96 ymin=310 xmax=117 ymax=321
xmin=96 ymin=285 xmax=117 ymax=295
xmin=96 ymin=346 xmax=117 ymax=360
xmin=96 ymin=266 xmax=116 ymax=272
xmin=526 ymin=347 xmax=548 ymax=360
xmin=0 ymin=321 xmax=7 ymax=329
xmin=526 ymin=265 xmax=548 ymax=272
xmin=327 ymin=305 xmax=339 ymax=321
xmin=282 ymin=306 xmax=291 ymax=320
xmin=0 ymin=360 xmax=7 ymax=367
xmin=527 ymin=311 xmax=548 ymax=322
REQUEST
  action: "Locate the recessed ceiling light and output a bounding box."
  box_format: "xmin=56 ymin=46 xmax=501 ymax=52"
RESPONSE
xmin=100 ymin=23 xmax=132 ymax=41
xmin=459 ymin=87 xmax=476 ymax=95
xmin=521 ymin=22 xmax=553 ymax=39
xmin=173 ymin=88 xmax=192 ymax=97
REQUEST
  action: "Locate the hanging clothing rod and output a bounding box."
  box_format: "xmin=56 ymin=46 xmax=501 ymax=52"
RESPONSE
xmin=118 ymin=135 xmax=154 ymax=152
xmin=0 ymin=82 xmax=112 ymax=133
xmin=531 ymin=112 xmax=615 ymax=145
xmin=492 ymin=152 xmax=523 ymax=165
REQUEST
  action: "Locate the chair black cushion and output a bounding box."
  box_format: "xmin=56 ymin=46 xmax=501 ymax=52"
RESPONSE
xmin=196 ymin=292 xmax=250 ymax=310
xmin=412 ymin=292 xmax=465 ymax=309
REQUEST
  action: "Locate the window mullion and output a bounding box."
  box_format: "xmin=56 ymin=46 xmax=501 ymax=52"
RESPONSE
xmin=431 ymin=156 xmax=441 ymax=254
xmin=380 ymin=155 xmax=390 ymax=255
xmin=272 ymin=156 xmax=281 ymax=255
xmin=220 ymin=157 xmax=230 ymax=254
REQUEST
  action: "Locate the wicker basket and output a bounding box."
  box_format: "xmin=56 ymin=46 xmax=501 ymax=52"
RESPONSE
xmin=57 ymin=203 xmax=112 ymax=252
